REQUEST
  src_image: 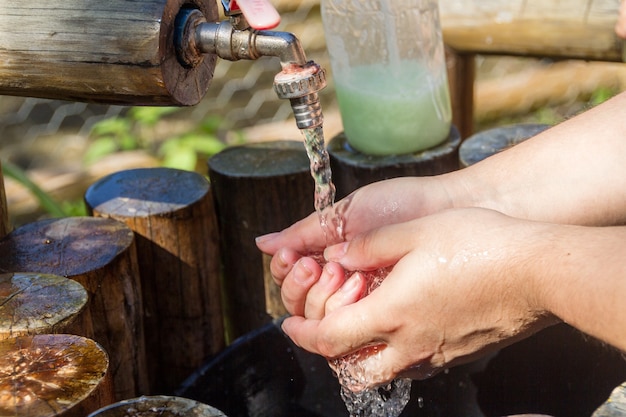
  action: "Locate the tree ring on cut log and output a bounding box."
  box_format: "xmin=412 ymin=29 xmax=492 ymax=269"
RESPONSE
xmin=0 ymin=334 xmax=109 ymax=417
xmin=88 ymin=395 xmax=228 ymax=416
xmin=0 ymin=272 xmax=88 ymax=340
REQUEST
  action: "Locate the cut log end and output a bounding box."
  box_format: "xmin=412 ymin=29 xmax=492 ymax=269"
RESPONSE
xmin=0 ymin=272 xmax=88 ymax=340
xmin=0 ymin=334 xmax=111 ymax=417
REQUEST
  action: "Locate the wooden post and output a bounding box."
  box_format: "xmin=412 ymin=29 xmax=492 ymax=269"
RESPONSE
xmin=438 ymin=0 xmax=625 ymax=140
xmin=0 ymin=334 xmax=114 ymax=417
xmin=0 ymin=0 xmax=218 ymax=105
xmin=208 ymin=141 xmax=315 ymax=339
xmin=0 ymin=217 xmax=148 ymax=400
xmin=0 ymin=161 xmax=9 ymax=238
xmin=446 ymin=48 xmax=475 ymax=139
xmin=88 ymin=395 xmax=227 ymax=417
xmin=327 ymin=126 xmax=462 ymax=200
xmin=0 ymin=272 xmax=90 ymax=340
xmin=84 ymin=167 xmax=225 ymax=394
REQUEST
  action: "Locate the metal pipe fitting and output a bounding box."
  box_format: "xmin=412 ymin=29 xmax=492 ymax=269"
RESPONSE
xmin=175 ymin=7 xmax=326 ymax=129
xmin=273 ymin=62 xmax=326 ymax=129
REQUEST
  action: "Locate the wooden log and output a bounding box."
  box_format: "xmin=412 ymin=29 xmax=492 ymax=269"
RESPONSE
xmin=327 ymin=126 xmax=461 ymax=200
xmin=445 ymin=48 xmax=475 ymax=139
xmin=84 ymin=167 xmax=225 ymax=394
xmin=0 ymin=334 xmax=114 ymax=417
xmin=0 ymin=272 xmax=89 ymax=340
xmin=208 ymin=141 xmax=315 ymax=339
xmin=439 ymin=0 xmax=625 ymax=62
xmin=0 ymin=217 xmax=148 ymax=400
xmin=0 ymin=161 xmax=9 ymax=238
xmin=88 ymin=395 xmax=228 ymax=417
xmin=0 ymin=0 xmax=218 ymax=105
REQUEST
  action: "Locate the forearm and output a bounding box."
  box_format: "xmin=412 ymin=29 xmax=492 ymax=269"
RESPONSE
xmin=446 ymin=91 xmax=626 ymax=226
xmin=527 ymin=223 xmax=626 ymax=351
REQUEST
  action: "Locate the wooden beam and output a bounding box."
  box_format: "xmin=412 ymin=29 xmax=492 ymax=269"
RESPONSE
xmin=440 ymin=0 xmax=625 ymax=62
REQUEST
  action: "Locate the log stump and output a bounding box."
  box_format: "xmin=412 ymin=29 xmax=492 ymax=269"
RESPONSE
xmin=88 ymin=395 xmax=227 ymax=417
xmin=0 ymin=217 xmax=148 ymax=400
xmin=208 ymin=141 xmax=315 ymax=339
xmin=0 ymin=272 xmax=89 ymax=340
xmin=459 ymin=124 xmax=550 ymax=168
xmin=84 ymin=167 xmax=224 ymax=394
xmin=0 ymin=334 xmax=114 ymax=417
xmin=327 ymin=126 xmax=462 ymax=199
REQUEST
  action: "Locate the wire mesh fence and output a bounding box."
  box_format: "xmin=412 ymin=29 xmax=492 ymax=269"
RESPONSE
xmin=0 ymin=1 xmax=332 ymax=169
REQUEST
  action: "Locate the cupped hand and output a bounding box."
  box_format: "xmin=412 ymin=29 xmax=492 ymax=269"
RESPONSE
xmin=281 ymin=208 xmax=559 ymax=387
xmin=255 ymin=176 xmax=457 ymax=316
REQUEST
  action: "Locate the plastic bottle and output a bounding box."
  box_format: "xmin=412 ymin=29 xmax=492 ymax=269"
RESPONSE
xmin=321 ymin=0 xmax=452 ymax=155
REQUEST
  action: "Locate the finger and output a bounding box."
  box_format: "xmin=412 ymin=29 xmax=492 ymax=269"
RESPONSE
xmin=256 ymin=212 xmax=326 ymax=255
xmin=324 ymin=222 xmax=416 ymax=271
xmin=269 ymin=247 xmax=302 ymax=286
xmin=281 ymin=293 xmax=386 ymax=358
xmin=303 ymin=261 xmax=347 ymax=319
xmin=283 ymin=307 xmax=435 ymax=389
xmin=280 ymin=257 xmax=322 ymax=316
xmin=324 ymin=271 xmax=367 ymax=315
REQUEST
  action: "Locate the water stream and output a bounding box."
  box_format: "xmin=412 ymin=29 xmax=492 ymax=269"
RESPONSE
xmin=300 ymin=126 xmax=411 ymax=417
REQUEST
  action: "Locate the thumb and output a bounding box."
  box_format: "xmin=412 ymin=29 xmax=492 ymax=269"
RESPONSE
xmin=323 ymin=222 xmax=415 ymax=271
xmin=256 ymin=211 xmax=325 ymax=255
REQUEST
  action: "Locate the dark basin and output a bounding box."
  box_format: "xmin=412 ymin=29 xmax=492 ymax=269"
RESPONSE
xmin=177 ymin=319 xmax=626 ymax=417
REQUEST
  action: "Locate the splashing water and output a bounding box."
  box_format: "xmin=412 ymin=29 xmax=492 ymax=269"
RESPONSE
xmin=300 ymin=127 xmax=411 ymax=416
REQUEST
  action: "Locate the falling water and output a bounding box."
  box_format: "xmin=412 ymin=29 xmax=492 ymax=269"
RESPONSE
xmin=299 ymin=126 xmax=411 ymax=417
xmin=301 ymin=126 xmax=343 ymax=245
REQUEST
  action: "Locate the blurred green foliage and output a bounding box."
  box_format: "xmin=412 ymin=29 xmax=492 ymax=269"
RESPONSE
xmin=3 ymin=107 xmax=237 ymax=221
xmin=85 ymin=107 xmax=229 ymax=172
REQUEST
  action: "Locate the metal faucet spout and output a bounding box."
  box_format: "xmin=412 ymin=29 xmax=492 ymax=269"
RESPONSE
xmin=175 ymin=7 xmax=326 ymax=130
xmin=193 ymin=20 xmax=308 ymax=68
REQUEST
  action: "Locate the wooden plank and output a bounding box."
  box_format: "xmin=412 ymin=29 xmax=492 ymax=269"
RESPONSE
xmin=440 ymin=0 xmax=625 ymax=61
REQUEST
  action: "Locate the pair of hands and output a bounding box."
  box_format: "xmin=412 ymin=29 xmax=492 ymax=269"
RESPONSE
xmin=256 ymin=178 xmax=557 ymax=387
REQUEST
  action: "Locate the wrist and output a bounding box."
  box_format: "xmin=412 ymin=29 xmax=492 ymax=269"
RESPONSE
xmin=439 ymin=169 xmax=512 ymax=215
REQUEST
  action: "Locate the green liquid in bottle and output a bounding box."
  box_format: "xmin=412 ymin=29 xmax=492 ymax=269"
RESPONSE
xmin=335 ymin=62 xmax=452 ymax=156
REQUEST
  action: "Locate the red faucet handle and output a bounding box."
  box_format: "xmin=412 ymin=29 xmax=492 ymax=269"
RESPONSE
xmin=230 ymin=0 xmax=281 ymax=30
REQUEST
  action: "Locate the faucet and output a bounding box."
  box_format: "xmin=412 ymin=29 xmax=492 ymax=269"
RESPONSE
xmin=175 ymin=0 xmax=327 ymax=130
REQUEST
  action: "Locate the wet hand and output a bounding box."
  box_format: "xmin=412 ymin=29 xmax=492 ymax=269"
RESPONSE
xmin=282 ymin=208 xmax=557 ymax=387
xmin=255 ymin=176 xmax=457 ymax=311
